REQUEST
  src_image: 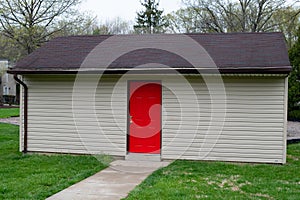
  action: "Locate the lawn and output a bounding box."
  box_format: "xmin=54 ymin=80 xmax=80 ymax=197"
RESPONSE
xmin=0 ymin=108 xmax=20 ymax=118
xmin=0 ymin=123 xmax=110 ymax=199
xmin=126 ymin=144 xmax=300 ymax=200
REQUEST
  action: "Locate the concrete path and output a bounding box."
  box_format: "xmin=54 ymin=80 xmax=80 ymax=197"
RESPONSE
xmin=0 ymin=117 xmax=19 ymax=125
xmin=46 ymin=160 xmax=170 ymax=200
xmin=288 ymin=121 xmax=300 ymax=140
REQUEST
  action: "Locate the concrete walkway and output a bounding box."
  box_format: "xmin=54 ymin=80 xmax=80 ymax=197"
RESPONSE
xmin=46 ymin=160 xmax=170 ymax=200
xmin=0 ymin=117 xmax=19 ymax=125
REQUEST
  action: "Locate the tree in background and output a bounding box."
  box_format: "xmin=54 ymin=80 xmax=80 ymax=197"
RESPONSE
xmin=53 ymin=13 xmax=98 ymax=37
xmin=0 ymin=0 xmax=81 ymax=55
xmin=288 ymin=29 xmax=300 ymax=120
xmin=0 ymin=34 xmax=26 ymax=62
xmin=165 ymin=7 xmax=203 ymax=33
xmin=271 ymin=6 xmax=300 ymax=48
xmin=134 ymin=0 xmax=168 ymax=34
xmin=93 ymin=17 xmax=134 ymax=35
xmin=169 ymin=0 xmax=300 ymax=34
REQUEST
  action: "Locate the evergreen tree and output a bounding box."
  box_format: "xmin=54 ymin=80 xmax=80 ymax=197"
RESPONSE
xmin=134 ymin=0 xmax=168 ymax=34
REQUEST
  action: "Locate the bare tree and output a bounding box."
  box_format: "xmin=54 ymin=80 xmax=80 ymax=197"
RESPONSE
xmin=166 ymin=7 xmax=205 ymax=33
xmin=271 ymin=6 xmax=300 ymax=48
xmin=94 ymin=17 xmax=134 ymax=35
xmin=54 ymin=12 xmax=99 ymax=36
xmin=0 ymin=0 xmax=81 ymax=54
xmin=0 ymin=33 xmax=26 ymax=61
xmin=179 ymin=0 xmax=300 ymax=33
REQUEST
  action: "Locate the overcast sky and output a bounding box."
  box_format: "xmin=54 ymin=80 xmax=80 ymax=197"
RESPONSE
xmin=79 ymin=0 xmax=182 ymax=22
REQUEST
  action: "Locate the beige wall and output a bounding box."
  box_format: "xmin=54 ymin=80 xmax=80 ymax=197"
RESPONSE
xmin=20 ymin=74 xmax=287 ymax=163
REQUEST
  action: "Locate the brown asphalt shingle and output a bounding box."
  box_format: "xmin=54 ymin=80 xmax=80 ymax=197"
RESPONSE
xmin=9 ymin=32 xmax=291 ymax=74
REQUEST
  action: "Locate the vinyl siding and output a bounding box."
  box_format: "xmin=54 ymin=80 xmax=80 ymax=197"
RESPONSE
xmin=24 ymin=75 xmax=126 ymax=156
xmin=162 ymin=76 xmax=286 ymax=163
xmin=20 ymin=74 xmax=286 ymax=163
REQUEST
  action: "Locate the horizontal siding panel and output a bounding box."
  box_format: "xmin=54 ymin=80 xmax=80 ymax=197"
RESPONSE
xmin=28 ymin=147 xmax=125 ymax=156
xmin=26 ymin=117 xmax=282 ymax=126
xmin=28 ymin=133 xmax=125 ymax=140
xmin=162 ymin=89 xmax=285 ymax=95
xmin=27 ymin=142 xmax=124 ymax=149
xmin=27 ymin=118 xmax=126 ymax=124
xmin=162 ymin=135 xmax=283 ymax=141
xmin=28 ymin=138 xmax=126 ymax=147
xmin=163 ymin=134 xmax=284 ymax=140
xmin=169 ymin=82 xmax=284 ymax=86
xmin=28 ymin=97 xmax=126 ymax=102
xmin=25 ymin=75 xmax=120 ymax=80
xmin=164 ymin=99 xmax=284 ymax=105
xmin=28 ymin=109 xmax=124 ymax=115
xmin=164 ymin=113 xmax=284 ymax=118
xmin=162 ymin=155 xmax=283 ymax=164
xmin=164 ymin=108 xmax=283 ymax=113
xmin=28 ymin=125 xmax=124 ymax=132
xmin=163 ymin=85 xmax=284 ymax=91
xmin=163 ymin=118 xmax=284 ymax=123
xmin=162 ymin=147 xmax=283 ymax=155
xmin=162 ymin=151 xmax=282 ymax=160
xmin=163 ymin=91 xmax=284 ymax=96
xmin=27 ymin=107 xmax=126 ymax=113
xmin=162 ymin=130 xmax=283 ymax=138
xmin=163 ymin=140 xmax=283 ymax=146
xmin=171 ymin=79 xmax=284 ymax=84
xmin=163 ymin=126 xmax=283 ymax=132
xmin=27 ymin=114 xmax=119 ymax=120
xmin=29 ymin=90 xmax=123 ymax=95
xmin=164 ymin=104 xmax=284 ymax=110
xmin=27 ymin=103 xmax=125 ymax=109
xmin=28 ymin=93 xmax=124 ymax=99
xmin=164 ymin=96 xmax=284 ymax=101
xmin=164 ymin=121 xmax=283 ymax=127
xmin=28 ymin=102 xmax=125 ymax=107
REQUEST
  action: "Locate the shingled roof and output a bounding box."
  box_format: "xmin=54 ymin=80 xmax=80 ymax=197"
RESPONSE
xmin=8 ymin=32 xmax=291 ymax=74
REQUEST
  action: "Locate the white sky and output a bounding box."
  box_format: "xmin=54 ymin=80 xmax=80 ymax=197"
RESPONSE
xmin=79 ymin=0 xmax=299 ymax=22
xmin=79 ymin=0 xmax=183 ymax=22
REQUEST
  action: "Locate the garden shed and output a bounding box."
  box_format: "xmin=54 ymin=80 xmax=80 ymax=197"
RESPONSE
xmin=8 ymin=32 xmax=291 ymax=164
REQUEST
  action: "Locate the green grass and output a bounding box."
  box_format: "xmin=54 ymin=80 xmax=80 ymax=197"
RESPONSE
xmin=0 ymin=123 xmax=110 ymax=199
xmin=126 ymin=144 xmax=300 ymax=200
xmin=0 ymin=108 xmax=20 ymax=118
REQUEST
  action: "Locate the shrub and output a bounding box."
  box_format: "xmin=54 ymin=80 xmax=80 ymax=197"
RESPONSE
xmin=288 ymin=110 xmax=300 ymax=121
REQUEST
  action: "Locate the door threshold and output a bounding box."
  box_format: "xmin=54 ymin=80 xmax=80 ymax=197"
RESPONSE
xmin=126 ymin=153 xmax=161 ymax=162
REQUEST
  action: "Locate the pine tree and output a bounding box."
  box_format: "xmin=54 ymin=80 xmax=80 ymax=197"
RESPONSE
xmin=134 ymin=0 xmax=168 ymax=34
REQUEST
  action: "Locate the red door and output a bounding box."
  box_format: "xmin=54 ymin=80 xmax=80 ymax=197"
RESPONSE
xmin=128 ymin=81 xmax=161 ymax=154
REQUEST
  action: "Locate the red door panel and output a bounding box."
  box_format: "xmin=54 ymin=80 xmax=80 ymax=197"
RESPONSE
xmin=129 ymin=81 xmax=161 ymax=154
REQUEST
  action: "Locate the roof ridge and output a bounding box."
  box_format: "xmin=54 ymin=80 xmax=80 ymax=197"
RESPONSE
xmin=53 ymin=32 xmax=284 ymax=39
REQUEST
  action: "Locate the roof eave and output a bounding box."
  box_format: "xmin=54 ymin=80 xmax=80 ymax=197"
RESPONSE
xmin=7 ymin=66 xmax=292 ymax=75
